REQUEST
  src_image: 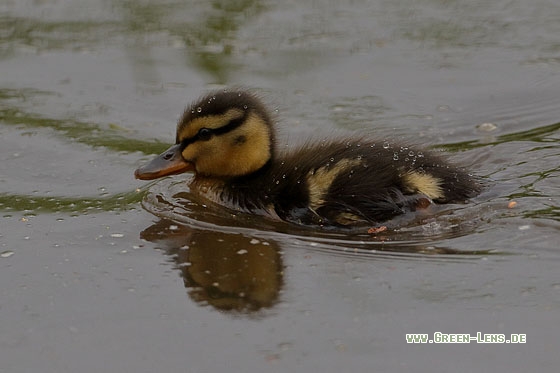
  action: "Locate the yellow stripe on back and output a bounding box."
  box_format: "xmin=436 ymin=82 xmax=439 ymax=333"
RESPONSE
xmin=402 ymin=171 xmax=444 ymax=200
xmin=307 ymin=158 xmax=361 ymax=210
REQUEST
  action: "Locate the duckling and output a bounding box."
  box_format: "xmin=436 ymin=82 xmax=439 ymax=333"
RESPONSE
xmin=135 ymin=90 xmax=481 ymax=226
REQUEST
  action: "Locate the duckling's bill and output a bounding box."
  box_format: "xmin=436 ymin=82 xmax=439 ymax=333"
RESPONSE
xmin=134 ymin=143 xmax=194 ymax=180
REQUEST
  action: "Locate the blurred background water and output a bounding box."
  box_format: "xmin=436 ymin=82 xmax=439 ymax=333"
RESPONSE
xmin=1 ymin=0 xmax=559 ymax=372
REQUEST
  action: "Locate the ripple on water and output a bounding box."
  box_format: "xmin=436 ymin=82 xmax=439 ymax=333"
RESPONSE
xmin=140 ymin=177 xmax=500 ymax=259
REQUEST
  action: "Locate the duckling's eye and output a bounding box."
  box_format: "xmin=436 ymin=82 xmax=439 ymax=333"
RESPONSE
xmin=197 ymin=128 xmax=213 ymax=141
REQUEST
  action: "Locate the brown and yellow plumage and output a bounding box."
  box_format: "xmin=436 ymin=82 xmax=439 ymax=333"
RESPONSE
xmin=135 ymin=90 xmax=481 ymax=226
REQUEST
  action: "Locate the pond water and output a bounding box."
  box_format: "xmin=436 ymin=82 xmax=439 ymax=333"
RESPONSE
xmin=1 ymin=0 xmax=559 ymax=372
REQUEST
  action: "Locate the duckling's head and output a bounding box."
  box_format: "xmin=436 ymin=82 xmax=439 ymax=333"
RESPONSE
xmin=135 ymin=90 xmax=275 ymax=180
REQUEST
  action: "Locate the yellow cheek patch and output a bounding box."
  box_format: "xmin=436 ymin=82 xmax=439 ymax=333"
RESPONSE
xmin=402 ymin=171 xmax=443 ymax=200
xmin=217 ymin=113 xmax=271 ymax=176
xmin=307 ymin=158 xmax=362 ymax=210
xmin=177 ymin=108 xmax=244 ymax=140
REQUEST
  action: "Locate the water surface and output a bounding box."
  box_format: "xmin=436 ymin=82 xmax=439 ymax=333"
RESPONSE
xmin=1 ymin=0 xmax=559 ymax=372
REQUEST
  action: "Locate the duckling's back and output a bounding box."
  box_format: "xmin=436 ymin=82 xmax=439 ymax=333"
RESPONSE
xmin=224 ymin=138 xmax=480 ymax=226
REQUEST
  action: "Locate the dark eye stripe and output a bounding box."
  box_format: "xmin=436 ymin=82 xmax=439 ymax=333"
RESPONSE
xmin=179 ymin=111 xmax=247 ymax=149
xmin=210 ymin=114 xmax=246 ymax=135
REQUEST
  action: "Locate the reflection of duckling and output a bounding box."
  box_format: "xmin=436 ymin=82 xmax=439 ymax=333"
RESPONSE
xmin=140 ymin=219 xmax=282 ymax=312
xmin=135 ymin=90 xmax=481 ymax=226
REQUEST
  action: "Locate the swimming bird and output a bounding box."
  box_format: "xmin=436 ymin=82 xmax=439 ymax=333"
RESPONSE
xmin=135 ymin=90 xmax=480 ymax=226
